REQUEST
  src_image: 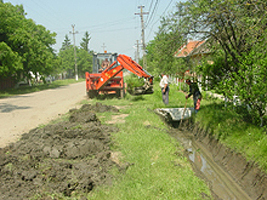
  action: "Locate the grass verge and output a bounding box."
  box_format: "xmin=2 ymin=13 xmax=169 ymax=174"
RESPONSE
xmin=84 ymin=80 xmax=267 ymax=198
xmin=195 ymin=103 xmax=267 ymax=173
xmin=84 ymin=83 xmax=213 ymax=199
xmin=0 ymin=79 xmax=84 ymax=98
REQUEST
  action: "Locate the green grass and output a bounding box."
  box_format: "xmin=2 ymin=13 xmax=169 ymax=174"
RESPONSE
xmin=85 ymin=80 xmax=267 ymax=198
xmin=6 ymin=78 xmax=265 ymax=199
xmin=195 ymin=103 xmax=267 ymax=173
xmin=84 ymin=82 xmax=212 ymax=200
xmin=0 ymin=79 xmax=84 ymax=98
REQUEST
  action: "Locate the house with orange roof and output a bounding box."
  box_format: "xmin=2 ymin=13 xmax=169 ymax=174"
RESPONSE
xmin=174 ymin=40 xmax=209 ymax=59
xmin=174 ymin=40 xmax=212 ymax=88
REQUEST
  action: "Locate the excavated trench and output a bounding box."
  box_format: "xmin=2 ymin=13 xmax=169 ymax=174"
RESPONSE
xmin=1 ymin=101 xmax=266 ymax=199
xmin=165 ymin=118 xmax=267 ymax=200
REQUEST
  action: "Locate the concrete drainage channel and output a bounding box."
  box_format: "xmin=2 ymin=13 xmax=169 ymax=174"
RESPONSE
xmin=155 ymin=108 xmax=251 ymax=200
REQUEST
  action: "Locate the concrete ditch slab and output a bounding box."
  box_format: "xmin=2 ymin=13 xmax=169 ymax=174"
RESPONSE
xmin=154 ymin=107 xmax=195 ymax=121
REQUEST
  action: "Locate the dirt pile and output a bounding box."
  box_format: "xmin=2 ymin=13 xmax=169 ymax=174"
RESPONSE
xmin=0 ymin=103 xmax=120 ymax=199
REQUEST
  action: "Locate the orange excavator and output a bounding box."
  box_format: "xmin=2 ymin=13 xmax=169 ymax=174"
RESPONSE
xmin=85 ymin=53 xmax=153 ymax=98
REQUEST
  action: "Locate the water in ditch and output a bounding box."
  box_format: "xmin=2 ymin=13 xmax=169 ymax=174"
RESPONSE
xmin=171 ymin=131 xmax=251 ymax=200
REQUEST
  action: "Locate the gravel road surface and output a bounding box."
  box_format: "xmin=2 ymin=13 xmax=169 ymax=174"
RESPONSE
xmin=0 ymin=82 xmax=86 ymax=148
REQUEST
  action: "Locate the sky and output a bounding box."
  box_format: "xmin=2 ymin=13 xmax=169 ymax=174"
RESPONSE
xmin=4 ymin=0 xmax=178 ymax=59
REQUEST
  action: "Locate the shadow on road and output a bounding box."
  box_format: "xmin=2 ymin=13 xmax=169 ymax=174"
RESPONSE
xmin=0 ymin=103 xmax=31 ymax=113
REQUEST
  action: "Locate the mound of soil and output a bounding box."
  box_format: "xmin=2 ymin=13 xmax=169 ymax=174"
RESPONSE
xmin=0 ymin=103 xmax=120 ymax=199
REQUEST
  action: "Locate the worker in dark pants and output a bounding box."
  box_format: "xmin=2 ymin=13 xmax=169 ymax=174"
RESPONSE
xmin=185 ymin=79 xmax=202 ymax=113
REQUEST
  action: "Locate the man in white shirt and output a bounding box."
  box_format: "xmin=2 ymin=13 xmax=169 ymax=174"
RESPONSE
xmin=159 ymin=73 xmax=169 ymax=105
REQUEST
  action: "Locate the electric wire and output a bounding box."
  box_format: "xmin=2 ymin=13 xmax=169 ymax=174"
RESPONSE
xmin=30 ymin=1 xmax=70 ymax=29
xmin=5 ymin=0 xmax=169 ymax=56
xmin=145 ymin=0 xmax=159 ymax=28
xmin=146 ymin=0 xmax=173 ymax=40
xmin=147 ymin=0 xmax=154 ymax=15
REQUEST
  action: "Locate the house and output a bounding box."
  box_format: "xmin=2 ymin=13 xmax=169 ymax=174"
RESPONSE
xmin=174 ymin=40 xmax=212 ymax=90
xmin=174 ymin=40 xmax=209 ymax=59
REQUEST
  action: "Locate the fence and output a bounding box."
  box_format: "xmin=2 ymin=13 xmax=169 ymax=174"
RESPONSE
xmin=0 ymin=77 xmax=15 ymax=90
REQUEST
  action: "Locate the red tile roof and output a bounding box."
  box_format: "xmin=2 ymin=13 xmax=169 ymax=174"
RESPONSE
xmin=174 ymin=40 xmax=206 ymax=58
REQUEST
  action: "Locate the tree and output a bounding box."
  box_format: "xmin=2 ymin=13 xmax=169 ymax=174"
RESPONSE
xmin=58 ymin=46 xmax=75 ymax=78
xmin=61 ymin=35 xmax=71 ymax=51
xmin=58 ymin=32 xmax=93 ymax=79
xmin=77 ymin=49 xmax=92 ymax=77
xmin=10 ymin=18 xmax=56 ymax=81
xmin=166 ymin=0 xmax=267 ymax=125
xmin=146 ymin=15 xmax=188 ymax=77
xmin=0 ymin=42 xmax=22 ymax=77
xmin=80 ymin=31 xmax=91 ymax=52
xmin=0 ymin=2 xmax=57 ymax=83
xmin=0 ymin=3 xmax=25 ymax=80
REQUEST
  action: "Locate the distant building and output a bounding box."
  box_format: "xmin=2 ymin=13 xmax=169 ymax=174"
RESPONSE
xmin=174 ymin=40 xmax=209 ymax=59
xmin=175 ymin=40 xmax=214 ymax=66
xmin=174 ymin=40 xmax=212 ymax=89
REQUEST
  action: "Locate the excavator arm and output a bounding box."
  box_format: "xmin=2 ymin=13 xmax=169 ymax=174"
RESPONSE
xmin=85 ymin=54 xmax=153 ymax=98
xmin=92 ymin=54 xmax=153 ymax=94
xmin=117 ymin=54 xmax=152 ymax=79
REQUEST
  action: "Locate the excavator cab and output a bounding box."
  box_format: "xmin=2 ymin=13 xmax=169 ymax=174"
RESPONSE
xmin=92 ymin=52 xmax=118 ymax=73
xmin=86 ymin=52 xmax=125 ymax=98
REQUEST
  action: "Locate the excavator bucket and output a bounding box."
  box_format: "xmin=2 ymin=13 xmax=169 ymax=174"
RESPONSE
xmin=127 ymin=79 xmax=154 ymax=95
xmin=116 ymin=54 xmax=154 ymax=95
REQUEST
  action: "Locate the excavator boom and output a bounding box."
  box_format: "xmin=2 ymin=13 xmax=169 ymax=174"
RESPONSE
xmin=85 ymin=53 xmax=153 ymax=98
xmin=117 ymin=55 xmax=151 ymax=79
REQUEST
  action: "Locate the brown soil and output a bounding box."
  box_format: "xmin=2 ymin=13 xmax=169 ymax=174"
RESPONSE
xmin=0 ymin=102 xmax=124 ymax=199
xmin=180 ymin=119 xmax=267 ymax=200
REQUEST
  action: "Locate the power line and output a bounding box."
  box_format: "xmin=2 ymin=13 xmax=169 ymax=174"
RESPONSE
xmin=30 ymin=1 xmax=70 ymax=28
xmin=80 ymin=25 xmax=137 ymax=33
xmin=145 ymin=0 xmax=159 ymax=28
xmin=78 ymin=17 xmax=135 ymax=31
xmin=146 ymin=0 xmax=174 ymax=40
xmin=147 ymin=0 xmax=154 ymax=14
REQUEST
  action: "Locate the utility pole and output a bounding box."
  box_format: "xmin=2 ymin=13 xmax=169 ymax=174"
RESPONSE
xmin=135 ymin=6 xmax=148 ymax=69
xmin=70 ymin=24 xmax=78 ymax=81
xmin=135 ymin=40 xmax=140 ymax=63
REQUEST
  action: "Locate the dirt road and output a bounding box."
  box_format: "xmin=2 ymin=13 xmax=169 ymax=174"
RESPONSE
xmin=0 ymin=81 xmax=86 ymax=148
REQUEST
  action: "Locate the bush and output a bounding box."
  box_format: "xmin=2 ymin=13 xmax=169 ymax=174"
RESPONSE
xmin=125 ymin=74 xmax=146 ymax=91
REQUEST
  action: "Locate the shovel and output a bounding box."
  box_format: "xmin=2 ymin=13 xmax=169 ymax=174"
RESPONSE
xmin=179 ymin=99 xmax=187 ymax=128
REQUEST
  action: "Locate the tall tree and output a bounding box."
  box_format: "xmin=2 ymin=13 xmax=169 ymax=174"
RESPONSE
xmin=0 ymin=2 xmax=57 ymax=82
xmin=80 ymin=31 xmax=91 ymax=52
xmin=0 ymin=42 xmax=22 ymax=77
xmin=61 ymin=35 xmax=71 ymax=51
xmin=77 ymin=48 xmax=92 ymax=77
xmin=165 ymin=0 xmax=267 ymax=125
xmin=146 ymin=16 xmax=187 ymax=76
xmin=58 ymin=44 xmax=75 ymax=78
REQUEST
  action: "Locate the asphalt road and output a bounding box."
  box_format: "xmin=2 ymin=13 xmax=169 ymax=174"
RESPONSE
xmin=0 ymin=81 xmax=86 ymax=148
